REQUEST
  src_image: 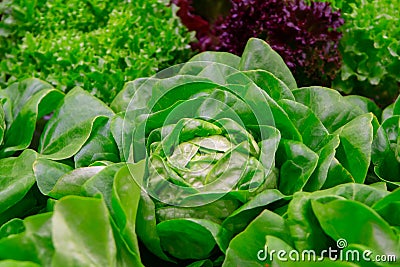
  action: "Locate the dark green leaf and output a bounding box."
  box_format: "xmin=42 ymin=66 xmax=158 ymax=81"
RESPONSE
xmin=33 ymin=158 xmax=73 ymax=195
xmin=74 ymin=119 xmax=120 ymax=168
xmin=223 ymin=210 xmax=292 ymax=267
xmin=278 ymin=99 xmax=328 ymax=151
xmin=293 ymin=87 xmax=364 ymax=133
xmin=47 ymin=166 xmax=105 ymax=199
xmin=372 ymin=188 xmax=400 ymax=226
xmin=51 ymin=196 xmax=117 ymax=266
xmin=238 ymin=38 xmax=297 ymax=90
xmin=157 ymin=218 xmax=221 ymax=260
xmin=83 ymin=163 xmax=126 ymax=209
xmin=156 ymin=199 xmax=239 ymax=225
xmin=287 ymin=192 xmax=333 ymax=252
xmin=0 ymin=218 xmax=25 ymax=239
xmin=188 ymin=51 xmax=240 ymax=68
xmin=368 ymin=182 xmax=388 ymax=191
xmin=392 ymin=95 xmax=400 ymax=116
xmin=111 ymin=162 xmax=144 ymax=261
xmin=345 ymin=95 xmax=381 ymax=119
xmin=110 ymin=218 xmax=144 ymax=267
xmin=0 ymin=149 xmax=37 ymax=214
xmin=110 ymin=113 xmax=130 ymax=162
xmin=334 ymin=113 xmax=373 ymax=183
xmin=382 ymin=103 xmax=394 ymax=122
xmin=243 ymin=70 xmax=295 ymax=102
xmin=304 ymin=135 xmax=340 ymax=191
xmin=136 ymin=191 xmax=174 ymax=262
xmin=225 ymin=72 xmax=301 ymax=141
xmin=186 ymin=259 xmax=213 ymax=267
xmin=0 ymin=79 xmax=53 ymax=126
xmin=0 ymin=213 xmax=53 ymax=266
xmin=0 ymin=100 xmax=5 ymax=146
xmin=313 ymin=183 xmax=389 ymax=207
xmin=312 ymin=199 xmax=400 ymax=258
xmin=192 ymin=62 xmax=239 ymax=85
xmin=371 ymin=116 xmax=400 ymax=183
xmin=0 ymin=260 xmax=41 ymax=267
xmin=257 ymin=126 xmax=281 ymax=180
xmin=277 ymin=140 xmax=319 ymax=195
xmin=221 ymin=189 xmax=290 ymax=247
xmin=110 ymin=78 xmax=155 ymax=114
xmin=0 ymin=79 xmax=63 ymax=157
xmin=39 ymin=87 xmax=114 ymax=160
xmin=322 ymin=158 xmax=354 ymax=189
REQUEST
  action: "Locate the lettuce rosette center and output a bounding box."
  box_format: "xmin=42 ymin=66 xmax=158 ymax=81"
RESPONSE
xmin=147 ymin=117 xmax=266 ymax=196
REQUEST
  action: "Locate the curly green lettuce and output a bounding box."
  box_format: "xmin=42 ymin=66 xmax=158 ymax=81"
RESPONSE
xmin=0 ymin=0 xmax=194 ymax=103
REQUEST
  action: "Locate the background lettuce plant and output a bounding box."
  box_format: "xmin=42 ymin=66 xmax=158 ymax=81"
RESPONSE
xmin=306 ymin=0 xmax=400 ymax=106
xmin=173 ymin=0 xmax=344 ymax=88
xmin=0 ymin=38 xmax=399 ymax=266
xmin=0 ymin=0 xmax=194 ymax=103
xmin=175 ymin=0 xmax=400 ymax=106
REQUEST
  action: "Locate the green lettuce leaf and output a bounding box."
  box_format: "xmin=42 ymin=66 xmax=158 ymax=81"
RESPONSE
xmin=39 ymin=87 xmax=114 ymax=160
